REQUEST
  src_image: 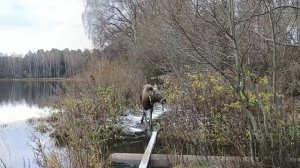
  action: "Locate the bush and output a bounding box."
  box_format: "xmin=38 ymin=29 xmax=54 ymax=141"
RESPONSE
xmin=159 ymin=71 xmax=300 ymax=167
xmin=48 ymin=83 xmax=126 ymax=166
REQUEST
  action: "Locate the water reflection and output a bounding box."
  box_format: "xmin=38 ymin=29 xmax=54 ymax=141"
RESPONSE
xmin=0 ymin=81 xmax=61 ymax=107
xmin=0 ymin=81 xmax=60 ymax=168
xmin=0 ymin=120 xmax=51 ymax=168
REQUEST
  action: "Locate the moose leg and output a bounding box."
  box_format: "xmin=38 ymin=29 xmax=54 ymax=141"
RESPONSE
xmin=149 ymin=108 xmax=153 ymax=131
xmin=141 ymin=110 xmax=147 ymax=124
xmin=140 ymin=111 xmax=144 ymax=124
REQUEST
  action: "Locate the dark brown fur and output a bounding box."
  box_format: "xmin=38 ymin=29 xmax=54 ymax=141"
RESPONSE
xmin=140 ymin=84 xmax=166 ymax=131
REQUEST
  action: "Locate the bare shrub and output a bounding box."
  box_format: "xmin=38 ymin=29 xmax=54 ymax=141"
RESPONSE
xmin=160 ymin=71 xmax=300 ymax=167
xmin=85 ymin=58 xmax=146 ymax=107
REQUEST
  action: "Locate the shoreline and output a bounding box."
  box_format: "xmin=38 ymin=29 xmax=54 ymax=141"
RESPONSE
xmin=0 ymin=78 xmax=70 ymax=82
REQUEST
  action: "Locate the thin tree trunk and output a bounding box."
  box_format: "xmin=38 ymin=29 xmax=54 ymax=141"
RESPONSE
xmin=267 ymin=2 xmax=283 ymax=165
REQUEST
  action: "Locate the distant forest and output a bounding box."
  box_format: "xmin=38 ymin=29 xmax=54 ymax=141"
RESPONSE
xmin=0 ymin=48 xmax=101 ymax=78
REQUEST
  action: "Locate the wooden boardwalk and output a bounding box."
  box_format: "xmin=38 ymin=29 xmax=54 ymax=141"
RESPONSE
xmin=139 ymin=131 xmax=157 ymax=168
xmin=111 ymin=131 xmax=247 ymax=167
xmin=111 ymin=153 xmax=253 ymax=167
xmin=110 ymin=131 xmax=248 ymax=167
xmin=111 ymin=131 xmax=300 ymax=167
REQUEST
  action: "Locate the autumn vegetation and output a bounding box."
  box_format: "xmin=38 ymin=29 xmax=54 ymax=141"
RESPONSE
xmin=24 ymin=0 xmax=300 ymax=167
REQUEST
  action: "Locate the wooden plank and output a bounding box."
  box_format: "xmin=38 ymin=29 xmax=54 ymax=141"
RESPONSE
xmin=111 ymin=153 xmax=254 ymax=167
xmin=139 ymin=131 xmax=158 ymax=168
xmin=111 ymin=153 xmax=142 ymax=165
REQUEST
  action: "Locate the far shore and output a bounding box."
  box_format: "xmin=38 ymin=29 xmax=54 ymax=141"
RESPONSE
xmin=0 ymin=78 xmax=68 ymax=82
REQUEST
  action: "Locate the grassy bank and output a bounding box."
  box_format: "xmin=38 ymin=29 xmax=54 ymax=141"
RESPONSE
xmin=33 ymin=60 xmax=146 ymax=167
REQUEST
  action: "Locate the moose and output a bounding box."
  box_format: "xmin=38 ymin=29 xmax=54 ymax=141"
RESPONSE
xmin=140 ymin=84 xmax=166 ymax=131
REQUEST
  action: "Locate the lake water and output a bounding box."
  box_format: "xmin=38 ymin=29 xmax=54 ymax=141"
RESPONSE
xmin=0 ymin=81 xmax=61 ymax=168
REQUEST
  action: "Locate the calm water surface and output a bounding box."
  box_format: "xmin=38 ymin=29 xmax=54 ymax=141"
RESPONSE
xmin=0 ymin=81 xmax=61 ymax=168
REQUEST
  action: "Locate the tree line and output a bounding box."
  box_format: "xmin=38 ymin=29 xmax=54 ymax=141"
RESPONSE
xmin=0 ymin=48 xmax=101 ymax=78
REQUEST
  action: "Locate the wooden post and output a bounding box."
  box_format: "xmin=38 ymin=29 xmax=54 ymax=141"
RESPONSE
xmin=139 ymin=131 xmax=157 ymax=168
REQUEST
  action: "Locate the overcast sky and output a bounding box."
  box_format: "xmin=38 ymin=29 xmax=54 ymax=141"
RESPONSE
xmin=0 ymin=0 xmax=92 ymax=55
